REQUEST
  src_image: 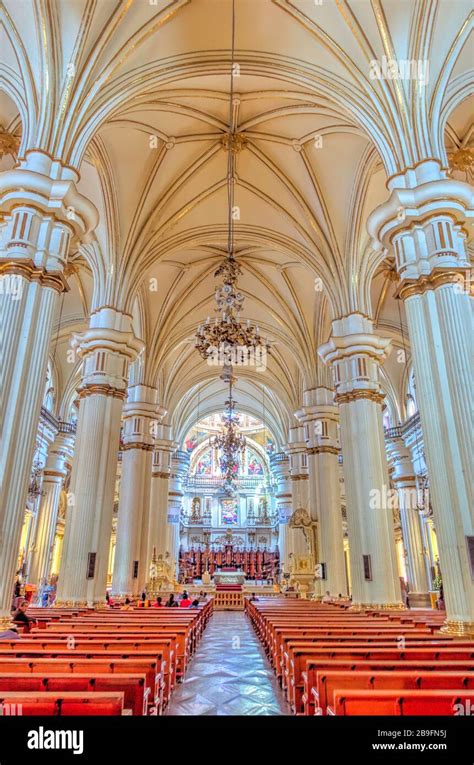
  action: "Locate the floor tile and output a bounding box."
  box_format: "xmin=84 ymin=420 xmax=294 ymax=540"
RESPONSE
xmin=166 ymin=611 xmax=290 ymax=716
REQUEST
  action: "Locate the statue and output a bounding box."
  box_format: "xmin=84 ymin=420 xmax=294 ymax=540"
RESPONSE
xmin=288 ymin=508 xmax=318 ymax=598
xmin=146 ymin=547 xmax=174 ymax=596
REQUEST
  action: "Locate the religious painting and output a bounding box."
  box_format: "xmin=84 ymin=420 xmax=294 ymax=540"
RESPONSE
xmin=195 ymin=447 xmax=212 ymax=475
xmin=247 ymin=450 xmax=264 ymax=475
xmin=221 ymin=499 xmax=238 ymax=525
xmin=185 ymin=433 xmax=198 ymax=452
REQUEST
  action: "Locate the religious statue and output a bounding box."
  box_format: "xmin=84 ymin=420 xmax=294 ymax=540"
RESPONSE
xmin=146 ymin=548 xmax=174 ymax=596
xmin=288 ymin=508 xmax=319 ymax=598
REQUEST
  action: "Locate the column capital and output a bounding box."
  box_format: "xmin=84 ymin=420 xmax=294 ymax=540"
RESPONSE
xmin=385 ymin=436 xmax=417 ymax=488
xmin=121 ymin=385 xmax=166 ymax=450
xmin=367 ymin=160 xmax=472 ymax=285
xmin=74 ymin=308 xmax=144 ymax=399
xmin=152 ymin=424 xmax=174 ymax=476
xmin=295 ymin=387 xmax=340 ymax=451
xmin=0 ymin=150 xmax=98 ymax=275
xmin=318 ymin=314 xmax=391 ymax=404
xmin=42 ymin=431 xmax=75 ymax=480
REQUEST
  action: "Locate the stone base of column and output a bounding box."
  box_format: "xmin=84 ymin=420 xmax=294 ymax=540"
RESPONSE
xmin=54 ymin=600 xmax=89 ymax=608
xmin=0 ymin=616 xmax=13 ymax=630
xmin=439 ymin=620 xmax=474 ymax=638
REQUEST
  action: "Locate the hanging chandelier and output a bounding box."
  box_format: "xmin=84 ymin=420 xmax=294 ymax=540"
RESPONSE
xmin=194 ymin=0 xmax=269 ymax=366
xmin=211 ymin=366 xmax=246 ymax=496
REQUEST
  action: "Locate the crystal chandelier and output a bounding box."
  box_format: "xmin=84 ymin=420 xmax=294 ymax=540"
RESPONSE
xmin=212 ymin=367 xmax=246 ymax=495
xmin=194 ymin=0 xmax=269 ymax=366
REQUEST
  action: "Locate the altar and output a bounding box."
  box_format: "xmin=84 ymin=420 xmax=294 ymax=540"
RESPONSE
xmin=213 ymin=571 xmax=246 ymax=586
xmin=179 ymin=545 xmax=279 ymax=583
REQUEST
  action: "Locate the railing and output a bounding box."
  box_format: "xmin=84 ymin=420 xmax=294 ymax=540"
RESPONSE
xmin=384 ymin=412 xmax=421 ymax=441
xmin=185 ymin=476 xmax=272 ymax=490
xmin=58 ymin=421 xmax=76 ymax=434
xmin=270 ymin=452 xmax=287 ymax=464
xmin=40 ymin=407 xmax=76 ymax=435
xmin=384 ymin=425 xmax=402 ymax=439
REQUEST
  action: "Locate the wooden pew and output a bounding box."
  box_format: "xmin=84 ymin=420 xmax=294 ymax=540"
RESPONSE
xmin=329 ymin=689 xmax=474 ymax=716
xmin=313 ymin=670 xmax=474 ymax=715
xmin=286 ymin=644 xmax=474 ymax=711
xmin=0 ymin=672 xmax=148 ymax=716
xmin=0 ymin=691 xmax=124 ymax=715
xmin=302 ymin=659 xmax=474 ymax=715
xmin=0 ymin=649 xmax=170 ymax=707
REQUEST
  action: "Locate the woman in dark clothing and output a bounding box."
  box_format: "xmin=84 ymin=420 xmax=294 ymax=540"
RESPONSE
xmin=12 ymin=601 xmax=33 ymax=633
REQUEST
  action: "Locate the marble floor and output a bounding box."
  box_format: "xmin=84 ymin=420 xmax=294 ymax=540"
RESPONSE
xmin=166 ymin=610 xmax=290 ymax=716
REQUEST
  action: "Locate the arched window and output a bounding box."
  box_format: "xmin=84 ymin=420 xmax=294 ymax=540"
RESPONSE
xmin=42 ymin=361 xmax=55 ymax=412
xmin=406 ymin=369 xmax=418 ymax=418
xmin=382 ymin=407 xmax=392 ymax=430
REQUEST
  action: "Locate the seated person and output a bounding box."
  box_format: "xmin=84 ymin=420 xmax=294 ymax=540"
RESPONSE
xmin=198 ymin=591 xmax=207 ymax=602
xmin=165 ymin=594 xmax=177 ymax=607
xmin=152 ymin=597 xmax=163 ymax=608
xmin=0 ymin=624 xmax=21 ymax=640
xmin=322 ymin=590 xmax=333 ymax=603
xmin=121 ymin=597 xmax=133 ymax=611
xmin=12 ymin=601 xmax=34 ymax=633
xmin=189 ymin=599 xmax=200 ymax=609
xmin=248 ymin=592 xmax=259 ymax=602
xmin=179 ymin=594 xmax=192 ymax=608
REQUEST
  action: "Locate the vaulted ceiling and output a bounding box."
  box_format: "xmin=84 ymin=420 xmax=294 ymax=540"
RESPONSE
xmin=0 ymin=0 xmax=472 ymax=446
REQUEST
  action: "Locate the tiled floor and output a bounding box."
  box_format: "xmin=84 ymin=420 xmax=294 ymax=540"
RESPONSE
xmin=166 ymin=610 xmax=290 ymax=716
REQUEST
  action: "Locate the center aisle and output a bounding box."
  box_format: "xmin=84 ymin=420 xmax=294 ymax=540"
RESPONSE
xmin=166 ymin=610 xmax=290 ymax=715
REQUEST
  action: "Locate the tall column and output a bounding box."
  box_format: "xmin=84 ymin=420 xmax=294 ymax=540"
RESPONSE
xmin=319 ymin=314 xmax=403 ymax=608
xmin=28 ymin=430 xmax=75 ymax=590
xmin=56 ymin=308 xmax=143 ymax=606
xmin=147 ymin=425 xmax=174 ymax=566
xmin=296 ymin=388 xmax=347 ymax=596
xmin=167 ymin=450 xmax=189 ymax=580
xmin=0 ymin=150 xmax=97 ymax=625
xmin=386 ymin=437 xmax=430 ymax=603
xmin=270 ymin=453 xmax=293 ymax=575
xmin=111 ymin=386 xmax=164 ymax=597
xmin=368 ymin=160 xmax=473 ymax=633
xmin=286 ymin=427 xmax=312 ymax=559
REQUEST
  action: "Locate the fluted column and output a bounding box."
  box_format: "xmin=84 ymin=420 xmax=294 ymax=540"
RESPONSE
xmin=29 ymin=431 xmax=75 ymax=591
xmin=368 ymin=160 xmax=473 ymax=633
xmin=270 ymin=453 xmax=293 ymax=574
xmin=147 ymin=425 xmax=174 ymax=567
xmin=167 ymin=450 xmax=190 ymax=579
xmin=0 ymin=151 xmax=96 ymax=625
xmin=56 ymin=308 xmax=143 ymax=606
xmin=286 ymin=427 xmax=311 ymax=558
xmin=386 ymin=437 xmax=430 ymax=600
xmin=111 ymin=387 xmax=165 ymax=597
xmin=319 ymin=314 xmax=402 ymax=608
xmin=296 ymin=388 xmax=347 ymax=596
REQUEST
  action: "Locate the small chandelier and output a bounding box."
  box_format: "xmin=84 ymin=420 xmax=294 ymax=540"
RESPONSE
xmin=194 ymin=0 xmax=270 ymax=366
xmin=212 ymin=366 xmax=246 ymax=495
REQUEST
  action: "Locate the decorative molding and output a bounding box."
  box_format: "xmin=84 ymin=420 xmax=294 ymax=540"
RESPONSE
xmin=396 ymin=269 xmax=470 ymax=300
xmin=0 ymin=259 xmax=69 ymax=293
